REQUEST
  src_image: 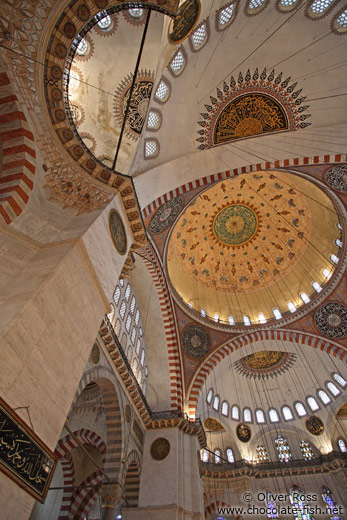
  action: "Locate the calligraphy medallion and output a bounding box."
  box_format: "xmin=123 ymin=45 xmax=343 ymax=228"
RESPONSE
xmin=306 ymin=415 xmax=324 ymax=436
xmin=213 ymin=204 xmax=259 ymax=247
xmin=236 ymin=423 xmax=251 ymax=443
xmin=109 ymin=209 xmax=127 ymax=255
xmin=168 ymin=0 xmax=201 ymax=43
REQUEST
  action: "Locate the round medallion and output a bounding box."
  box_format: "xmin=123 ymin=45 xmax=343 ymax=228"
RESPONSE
xmin=314 ymin=302 xmax=347 ymax=339
xmin=149 ymin=197 xmax=183 ymax=234
xmin=55 ymin=43 xmax=67 ymax=58
xmin=62 ymin=128 xmax=73 ymax=141
xmin=63 ymin=21 xmax=76 ymax=38
xmin=325 ymin=165 xmax=347 ymax=193
xmin=109 ymin=209 xmax=127 ymax=255
xmin=125 ymin=404 xmax=131 ymax=423
xmin=90 ymin=343 xmax=100 ymax=364
xmin=150 ymin=438 xmax=170 ymax=461
xmin=51 ymin=66 xmax=62 ymax=80
xmin=182 ymin=324 xmax=210 ymax=358
xmin=55 ymin=109 xmax=66 ymax=122
xmin=236 ymin=423 xmax=251 ymax=443
xmin=213 ymin=204 xmax=259 ymax=247
xmin=168 ymin=0 xmax=201 ymax=44
xmin=306 ymin=415 xmax=324 ymax=436
xmin=76 ymin=4 xmax=90 ymax=21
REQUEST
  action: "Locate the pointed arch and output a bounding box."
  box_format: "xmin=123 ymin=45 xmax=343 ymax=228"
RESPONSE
xmin=72 ymin=367 xmax=123 ymax=482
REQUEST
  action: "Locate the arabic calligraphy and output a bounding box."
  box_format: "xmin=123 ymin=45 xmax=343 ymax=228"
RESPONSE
xmin=0 ymin=399 xmax=56 ymax=502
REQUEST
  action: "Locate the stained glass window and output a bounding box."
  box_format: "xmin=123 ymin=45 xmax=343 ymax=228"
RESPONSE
xmin=248 ymin=0 xmax=266 ymax=9
xmin=226 ymin=448 xmax=234 ymax=463
xmin=221 ymin=401 xmax=229 ymax=416
xmin=335 ymin=9 xmax=347 ymax=30
xmin=300 ymin=440 xmax=315 ymax=460
xmin=265 ymin=491 xmax=279 ymax=519
xmin=275 ymin=436 xmax=292 ymax=462
xmin=256 ymin=445 xmax=269 ymax=462
xmin=214 ymin=449 xmax=221 ymax=464
xmin=310 ymin=0 xmax=334 ymax=15
xmin=290 ymin=486 xmax=312 ymax=520
xmin=321 ymin=486 xmax=342 ymax=520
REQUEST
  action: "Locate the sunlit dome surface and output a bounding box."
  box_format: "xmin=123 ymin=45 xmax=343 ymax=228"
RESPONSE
xmin=166 ymin=170 xmax=340 ymax=326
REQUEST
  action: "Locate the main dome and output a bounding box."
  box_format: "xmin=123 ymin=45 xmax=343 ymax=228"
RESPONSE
xmin=165 ymin=170 xmax=341 ymax=326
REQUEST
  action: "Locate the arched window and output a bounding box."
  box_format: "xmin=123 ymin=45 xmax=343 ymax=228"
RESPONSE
xmin=258 ymin=313 xmax=267 ymax=324
xmin=147 ymin=110 xmax=161 ymax=131
xmin=323 ymin=268 xmax=332 ymax=280
xmin=312 ymin=281 xmax=322 ymax=293
xmin=228 ymin=315 xmax=235 ymax=325
xmin=214 ymin=449 xmax=221 ymax=464
xmin=282 ymin=405 xmax=294 ymax=421
xmin=221 ymin=401 xmax=229 ymax=416
xmin=256 ymin=409 xmax=265 ymax=424
xmin=76 ymin=38 xmax=89 ymax=56
xmin=213 ymin=395 xmax=220 ymax=411
xmin=154 ymin=78 xmax=170 ymax=103
xmin=135 ymin=309 xmax=140 ymax=325
xmin=140 ymin=349 xmax=145 ymax=367
xmin=300 ymin=440 xmax=315 ymax=460
xmin=337 ymin=439 xmax=346 ymax=453
xmin=300 ymin=292 xmax=310 ymax=304
xmin=294 ymin=402 xmax=307 ymax=417
xmin=201 ymin=308 xmax=207 ymax=317
xmin=113 ymin=286 xmax=121 ymax=305
xmin=290 ymin=486 xmax=313 ymax=520
xmin=120 ymin=301 xmax=126 ymax=320
xmin=333 ymin=372 xmax=347 ymax=388
xmin=130 ymin=327 xmax=136 ymax=345
xmin=307 ymin=396 xmax=319 ymax=412
xmin=326 ymin=381 xmax=340 ymax=397
xmin=206 ymin=388 xmax=213 ymax=404
xmin=288 ymin=301 xmax=296 ymax=313
xmin=318 ymin=389 xmax=331 ymax=405
xmin=243 ymin=408 xmax=252 ymax=422
xmin=226 ymin=448 xmax=234 ymax=463
xmin=202 ymin=449 xmax=209 ymax=462
xmin=256 ymin=445 xmax=269 ymax=462
xmin=330 ymin=254 xmax=338 ymax=265
xmin=321 ymin=486 xmax=342 ymax=520
xmin=190 ymin=21 xmax=208 ymax=51
xmin=243 ymin=315 xmax=251 ymax=326
xmin=231 ymin=405 xmax=240 ymax=420
xmin=213 ymin=313 xmax=220 ymax=322
xmin=217 ymin=2 xmax=235 ymax=30
xmin=129 ymin=7 xmax=143 ymax=18
xmin=269 ymin=408 xmax=280 ymax=423
xmin=97 ymin=15 xmax=112 ymax=30
xmin=273 ymin=308 xmax=282 ymax=319
xmin=169 ymin=49 xmax=186 ymax=76
xmin=275 ymin=436 xmax=292 ymax=462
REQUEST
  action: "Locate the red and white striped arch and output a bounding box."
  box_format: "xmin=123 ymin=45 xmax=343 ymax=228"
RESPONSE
xmin=69 ymin=469 xmax=103 ymax=520
xmin=141 ymin=155 xmax=347 ymax=219
xmin=138 ymin=243 xmax=183 ymax=410
xmin=55 ymin=429 xmax=106 ymax=520
xmin=0 ymin=66 xmax=35 ymax=225
xmin=188 ymin=330 xmax=347 ymax=419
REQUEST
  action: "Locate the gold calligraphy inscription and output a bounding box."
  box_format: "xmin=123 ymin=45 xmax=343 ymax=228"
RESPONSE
xmin=0 ymin=398 xmax=57 ymax=502
xmin=214 ymin=93 xmax=288 ymax=145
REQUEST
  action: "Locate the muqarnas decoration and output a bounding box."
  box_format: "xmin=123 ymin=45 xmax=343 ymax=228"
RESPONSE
xmin=196 ymin=68 xmax=311 ymax=150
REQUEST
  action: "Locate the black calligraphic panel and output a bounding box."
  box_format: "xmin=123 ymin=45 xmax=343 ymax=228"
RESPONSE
xmin=0 ymin=398 xmax=57 ymax=502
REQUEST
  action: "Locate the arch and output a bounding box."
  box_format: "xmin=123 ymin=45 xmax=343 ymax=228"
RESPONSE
xmin=188 ymin=329 xmax=347 ymax=417
xmin=0 ymin=61 xmax=35 ymax=224
xmin=141 ymin=158 xmax=347 ymax=219
xmin=54 ymin=429 xmax=106 ymax=520
xmin=135 ymin=243 xmax=183 ymax=410
xmin=73 ymin=367 xmax=123 ymax=482
xmin=69 ymin=469 xmax=103 ymax=519
xmin=123 ymin=453 xmax=141 ymax=508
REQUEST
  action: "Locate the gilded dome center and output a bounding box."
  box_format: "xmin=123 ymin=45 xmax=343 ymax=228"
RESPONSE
xmin=213 ymin=204 xmax=258 ymax=246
